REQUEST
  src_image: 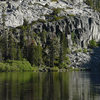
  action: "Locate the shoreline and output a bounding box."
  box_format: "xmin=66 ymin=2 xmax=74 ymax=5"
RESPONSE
xmin=0 ymin=66 xmax=91 ymax=72
xmin=0 ymin=59 xmax=92 ymax=72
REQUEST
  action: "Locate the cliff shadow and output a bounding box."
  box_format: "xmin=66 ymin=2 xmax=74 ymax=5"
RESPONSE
xmin=83 ymin=47 xmax=100 ymax=72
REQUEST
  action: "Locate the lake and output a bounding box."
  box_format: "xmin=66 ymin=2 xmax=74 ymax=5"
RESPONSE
xmin=0 ymin=72 xmax=100 ymax=100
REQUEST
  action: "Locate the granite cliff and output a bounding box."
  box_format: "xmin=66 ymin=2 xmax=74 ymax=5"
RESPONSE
xmin=0 ymin=0 xmax=100 ymax=69
xmin=0 ymin=0 xmax=100 ymax=47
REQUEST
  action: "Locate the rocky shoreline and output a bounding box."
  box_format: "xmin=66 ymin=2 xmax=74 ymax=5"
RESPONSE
xmin=68 ymin=50 xmax=91 ymax=68
xmin=67 ymin=47 xmax=100 ymax=71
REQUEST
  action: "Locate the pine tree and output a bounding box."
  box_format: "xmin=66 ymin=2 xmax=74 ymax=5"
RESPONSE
xmin=59 ymin=33 xmax=68 ymax=65
xmin=28 ymin=42 xmax=42 ymax=66
xmin=3 ymin=30 xmax=9 ymax=60
xmin=1 ymin=6 xmax=9 ymax=60
xmin=16 ymin=45 xmax=23 ymax=60
xmin=8 ymin=31 xmax=17 ymax=60
xmin=0 ymin=49 xmax=2 ymax=62
xmin=47 ymin=36 xmax=58 ymax=67
xmin=20 ymin=26 xmax=28 ymax=59
xmin=49 ymin=39 xmax=55 ymax=67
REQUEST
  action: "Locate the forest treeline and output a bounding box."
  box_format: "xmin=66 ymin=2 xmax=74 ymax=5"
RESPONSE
xmin=0 ymin=19 xmax=71 ymax=69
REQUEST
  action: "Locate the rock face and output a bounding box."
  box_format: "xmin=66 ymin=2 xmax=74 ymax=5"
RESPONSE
xmin=0 ymin=0 xmax=100 ymax=47
xmin=0 ymin=0 xmax=100 ymax=68
xmin=29 ymin=15 xmax=100 ymax=48
xmin=68 ymin=51 xmax=91 ymax=68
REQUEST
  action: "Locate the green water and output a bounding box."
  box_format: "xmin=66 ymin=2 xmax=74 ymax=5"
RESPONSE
xmin=0 ymin=72 xmax=100 ymax=100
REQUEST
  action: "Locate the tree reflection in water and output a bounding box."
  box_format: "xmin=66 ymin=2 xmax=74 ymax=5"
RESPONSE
xmin=0 ymin=72 xmax=100 ymax=100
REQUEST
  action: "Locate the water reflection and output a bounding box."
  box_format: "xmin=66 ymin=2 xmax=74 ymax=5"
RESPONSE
xmin=0 ymin=72 xmax=100 ymax=100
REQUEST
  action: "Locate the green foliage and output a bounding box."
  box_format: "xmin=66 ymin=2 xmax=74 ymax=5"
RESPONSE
xmin=17 ymin=46 xmax=23 ymax=60
xmin=59 ymin=33 xmax=68 ymax=65
xmin=28 ymin=43 xmax=43 ymax=66
xmin=74 ymin=48 xmax=87 ymax=53
xmin=68 ymin=14 xmax=75 ymax=17
xmin=83 ymin=48 xmax=88 ymax=53
xmin=23 ymin=19 xmax=29 ymax=28
xmin=50 ymin=67 xmax=59 ymax=72
xmin=45 ymin=14 xmax=65 ymax=22
xmin=53 ymin=16 xmax=66 ymax=21
xmin=78 ymin=49 xmax=82 ymax=52
xmin=59 ymin=56 xmax=71 ymax=68
xmin=74 ymin=49 xmax=82 ymax=53
xmin=89 ymin=39 xmax=97 ymax=48
xmin=71 ymin=32 xmax=76 ymax=42
xmin=42 ymin=36 xmax=59 ymax=67
xmin=31 ymin=66 xmax=39 ymax=72
xmin=51 ymin=0 xmax=58 ymax=2
xmin=40 ymin=30 xmax=47 ymax=43
xmin=8 ymin=33 xmax=17 ymax=60
xmin=65 ymin=56 xmax=71 ymax=65
xmin=2 ymin=6 xmax=6 ymax=30
xmin=48 ymin=38 xmax=57 ymax=67
xmin=0 ymin=15 xmax=73 ymax=71
xmin=66 ymin=48 xmax=71 ymax=54
xmin=20 ymin=29 xmax=27 ymax=47
xmin=59 ymin=62 xmax=68 ymax=68
xmin=52 ymin=8 xmax=62 ymax=15
xmin=45 ymin=7 xmax=65 ymax=22
xmin=0 ymin=60 xmax=33 ymax=72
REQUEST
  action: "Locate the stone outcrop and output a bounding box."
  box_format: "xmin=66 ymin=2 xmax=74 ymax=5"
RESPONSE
xmin=0 ymin=0 xmax=100 ymax=68
xmin=0 ymin=0 xmax=100 ymax=47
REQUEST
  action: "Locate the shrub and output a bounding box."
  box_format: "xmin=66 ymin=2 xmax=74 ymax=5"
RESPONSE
xmin=52 ymin=8 xmax=62 ymax=15
xmin=66 ymin=48 xmax=71 ymax=54
xmin=89 ymin=39 xmax=97 ymax=48
xmin=51 ymin=67 xmax=59 ymax=71
xmin=59 ymin=62 xmax=68 ymax=68
xmin=53 ymin=16 xmax=65 ymax=21
xmin=0 ymin=60 xmax=33 ymax=72
xmin=31 ymin=66 xmax=39 ymax=72
xmin=51 ymin=0 xmax=58 ymax=2
xmin=71 ymin=32 xmax=76 ymax=42
xmin=78 ymin=49 xmax=82 ymax=52
xmin=47 ymin=16 xmax=65 ymax=22
xmin=65 ymin=56 xmax=71 ymax=65
xmin=74 ymin=49 xmax=82 ymax=53
xmin=45 ymin=8 xmax=65 ymax=22
xmin=0 ymin=63 xmax=6 ymax=72
xmin=59 ymin=56 xmax=71 ymax=68
xmin=68 ymin=14 xmax=75 ymax=17
xmin=83 ymin=48 xmax=88 ymax=53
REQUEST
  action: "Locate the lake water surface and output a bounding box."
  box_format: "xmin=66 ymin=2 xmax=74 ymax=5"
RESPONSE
xmin=0 ymin=72 xmax=100 ymax=100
